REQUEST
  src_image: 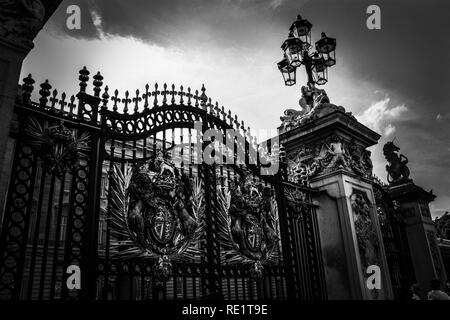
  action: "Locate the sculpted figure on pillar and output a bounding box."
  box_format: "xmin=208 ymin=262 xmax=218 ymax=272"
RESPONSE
xmin=280 ymin=85 xmax=354 ymax=131
xmin=0 ymin=0 xmax=46 ymax=46
xmin=383 ymin=141 xmax=411 ymax=185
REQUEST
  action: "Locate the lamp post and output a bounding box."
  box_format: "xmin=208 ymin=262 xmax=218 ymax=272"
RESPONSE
xmin=278 ymin=15 xmax=336 ymax=89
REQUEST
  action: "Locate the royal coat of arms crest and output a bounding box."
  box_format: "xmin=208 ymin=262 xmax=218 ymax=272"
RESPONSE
xmin=217 ymin=173 xmax=280 ymax=278
xmin=106 ymin=150 xmax=205 ymax=280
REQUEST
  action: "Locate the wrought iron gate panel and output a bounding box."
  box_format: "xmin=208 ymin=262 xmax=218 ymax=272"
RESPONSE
xmin=0 ymin=68 xmax=327 ymax=300
xmin=373 ymin=181 xmax=415 ymax=299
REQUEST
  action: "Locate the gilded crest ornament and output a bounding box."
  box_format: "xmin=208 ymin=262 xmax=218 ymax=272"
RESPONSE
xmin=25 ymin=117 xmax=90 ymax=177
xmin=106 ymin=150 xmax=205 ymax=281
xmin=216 ymin=173 xmax=280 ymax=278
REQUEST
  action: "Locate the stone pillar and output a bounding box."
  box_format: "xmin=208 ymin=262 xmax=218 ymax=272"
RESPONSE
xmin=280 ymin=106 xmax=394 ymax=299
xmin=389 ymin=182 xmax=447 ymax=297
xmin=0 ymin=0 xmax=62 ymax=220
xmin=0 ymin=39 xmax=32 ymax=218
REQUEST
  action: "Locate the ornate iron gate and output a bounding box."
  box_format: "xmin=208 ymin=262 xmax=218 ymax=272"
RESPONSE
xmin=373 ymin=180 xmax=415 ymax=299
xmin=0 ymin=67 xmax=326 ymax=300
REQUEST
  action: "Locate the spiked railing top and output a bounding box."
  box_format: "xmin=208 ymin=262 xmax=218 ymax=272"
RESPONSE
xmin=18 ymin=67 xmax=252 ymax=137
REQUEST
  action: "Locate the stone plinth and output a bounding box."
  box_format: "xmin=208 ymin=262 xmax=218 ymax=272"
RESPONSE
xmin=280 ymin=108 xmax=394 ymax=299
xmin=388 ymin=181 xmax=447 ymax=297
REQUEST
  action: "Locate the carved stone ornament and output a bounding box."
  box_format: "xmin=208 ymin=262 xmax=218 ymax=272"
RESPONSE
xmin=287 ymin=135 xmax=373 ymax=184
xmin=280 ymin=85 xmax=355 ymax=131
xmin=106 ymin=150 xmax=205 ymax=281
xmin=216 ymin=172 xmax=280 ymax=279
xmin=350 ymin=191 xmax=380 ymax=271
xmin=0 ymin=0 xmax=45 ymax=47
xmin=25 ymin=117 xmax=90 ymax=178
xmin=434 ymin=211 xmax=450 ymax=240
xmin=383 ymin=141 xmax=411 ymax=185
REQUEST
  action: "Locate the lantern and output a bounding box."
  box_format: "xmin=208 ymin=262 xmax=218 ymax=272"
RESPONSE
xmin=312 ymin=53 xmax=328 ymax=85
xmin=277 ymin=55 xmax=297 ymax=86
xmin=315 ymin=32 xmax=336 ymax=67
xmin=281 ymin=32 xmax=304 ymax=67
xmin=290 ymin=15 xmax=312 ymax=49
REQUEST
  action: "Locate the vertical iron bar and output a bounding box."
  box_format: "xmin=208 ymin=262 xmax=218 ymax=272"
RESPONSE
xmin=38 ymin=174 xmax=56 ymax=299
xmin=50 ymin=172 xmax=67 ymax=299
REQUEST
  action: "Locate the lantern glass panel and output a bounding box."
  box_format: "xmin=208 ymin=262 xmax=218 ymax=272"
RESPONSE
xmin=278 ymin=58 xmax=297 ymax=86
xmin=291 ymin=16 xmax=312 ymax=48
xmin=312 ymin=57 xmax=328 ymax=85
xmin=282 ymin=37 xmax=303 ymax=67
xmin=315 ymin=33 xmax=336 ymax=54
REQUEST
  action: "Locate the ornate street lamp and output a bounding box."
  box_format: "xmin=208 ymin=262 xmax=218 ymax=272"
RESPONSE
xmin=281 ymin=32 xmax=304 ymax=67
xmin=277 ymin=55 xmax=296 ymax=86
xmin=277 ymin=14 xmax=336 ymax=88
xmin=290 ymin=15 xmax=312 ymax=49
xmin=316 ymin=32 xmax=336 ymax=67
xmin=312 ymin=53 xmax=328 ymax=85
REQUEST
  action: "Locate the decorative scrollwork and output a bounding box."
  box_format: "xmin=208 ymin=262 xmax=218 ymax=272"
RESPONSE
xmin=350 ymin=191 xmax=380 ymax=271
xmin=105 ymin=150 xmax=205 ymax=281
xmin=287 ymin=135 xmax=373 ymax=183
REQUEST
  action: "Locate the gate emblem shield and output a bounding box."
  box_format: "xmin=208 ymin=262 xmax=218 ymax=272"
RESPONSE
xmin=150 ymin=204 xmax=175 ymax=245
xmin=245 ymin=216 xmax=262 ymax=251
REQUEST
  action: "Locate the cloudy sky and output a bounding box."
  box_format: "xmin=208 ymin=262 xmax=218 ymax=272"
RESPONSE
xmin=22 ymin=0 xmax=450 ymax=217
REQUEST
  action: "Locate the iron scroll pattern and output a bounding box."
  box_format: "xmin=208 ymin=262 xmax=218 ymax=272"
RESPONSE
xmin=105 ymin=151 xmax=205 ymax=281
xmin=216 ymin=174 xmax=280 ymax=279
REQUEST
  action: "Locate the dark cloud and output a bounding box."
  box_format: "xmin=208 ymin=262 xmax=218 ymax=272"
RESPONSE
xmin=42 ymin=0 xmax=450 ymax=214
xmin=47 ymin=0 xmax=304 ymax=47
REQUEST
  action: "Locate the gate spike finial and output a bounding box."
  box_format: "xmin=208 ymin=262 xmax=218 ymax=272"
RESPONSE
xmin=122 ymin=90 xmax=131 ymax=113
xmin=78 ymin=66 xmax=90 ymax=93
xmin=93 ymin=71 xmax=104 ymax=97
xmin=133 ymin=89 xmax=141 ymax=113
xmin=194 ymin=89 xmax=199 ymax=108
xmin=200 ymin=84 xmax=207 ymax=110
xmin=143 ymin=83 xmax=150 ymax=108
xmin=186 ymin=87 xmax=192 ymax=106
xmin=68 ymin=95 xmax=76 ymax=115
xmin=207 ymin=97 xmax=212 ymax=113
xmin=153 ymin=83 xmax=160 ymax=107
xmin=221 ymin=106 xmax=226 ymax=120
xmin=179 ymin=85 xmax=185 ymax=105
xmin=162 ymin=83 xmax=168 ymax=105
xmin=214 ymin=101 xmax=220 ymax=117
xmin=59 ymin=92 xmax=67 ymax=113
xmin=112 ymin=89 xmax=120 ymax=112
xmin=50 ymin=89 xmax=59 ymax=109
xmin=170 ymin=84 xmax=176 ymax=105
xmin=39 ymin=79 xmax=52 ymax=108
xmin=22 ymin=74 xmax=35 ymax=104
xmin=102 ymin=85 xmax=110 ymax=109
xmin=234 ymin=114 xmax=239 ymax=129
xmin=227 ymin=110 xmax=233 ymax=125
